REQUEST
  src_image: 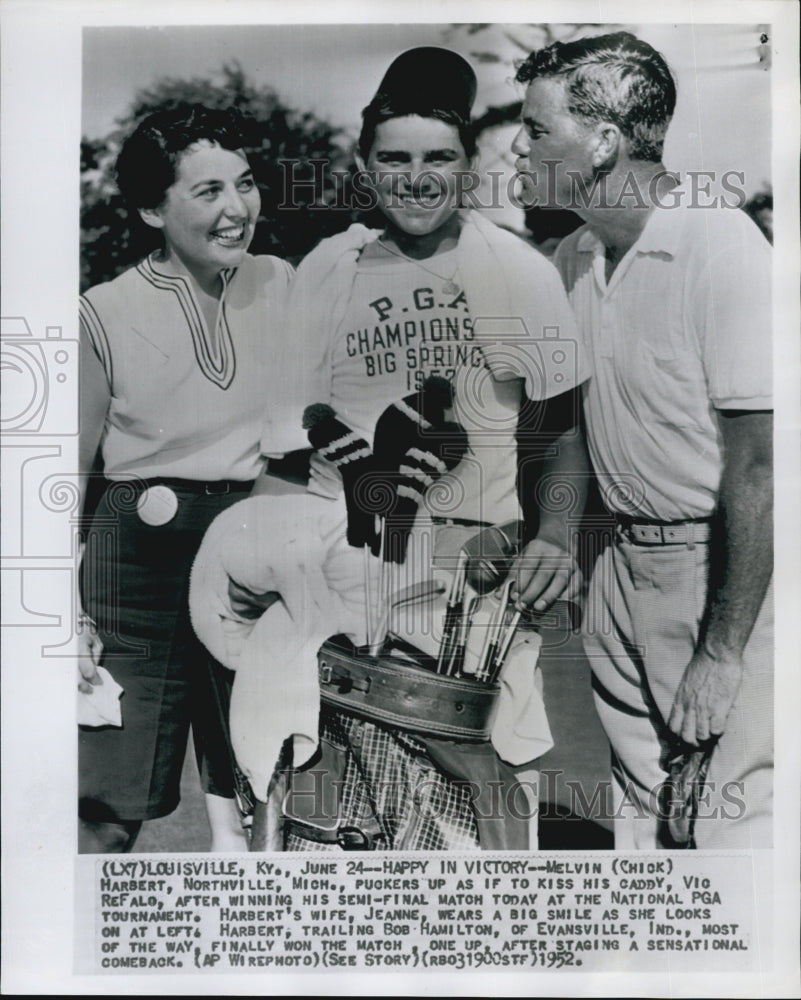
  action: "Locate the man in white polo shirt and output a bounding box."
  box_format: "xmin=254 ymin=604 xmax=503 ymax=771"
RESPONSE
xmin=512 ymin=31 xmax=773 ymax=849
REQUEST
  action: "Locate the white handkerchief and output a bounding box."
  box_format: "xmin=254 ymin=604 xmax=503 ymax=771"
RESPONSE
xmin=77 ymin=666 xmax=123 ymax=727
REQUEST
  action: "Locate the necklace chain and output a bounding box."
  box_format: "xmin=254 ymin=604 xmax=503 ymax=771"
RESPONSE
xmin=377 ymin=239 xmax=461 ymax=295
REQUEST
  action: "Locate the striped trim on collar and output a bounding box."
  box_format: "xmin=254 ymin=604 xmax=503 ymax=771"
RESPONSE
xmin=137 ymin=255 xmax=236 ymax=390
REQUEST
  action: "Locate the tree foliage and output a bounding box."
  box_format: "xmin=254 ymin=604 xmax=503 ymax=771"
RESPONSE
xmin=81 ymin=27 xmax=625 ymax=290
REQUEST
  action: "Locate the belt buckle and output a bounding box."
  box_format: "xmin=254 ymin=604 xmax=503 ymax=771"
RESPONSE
xmin=321 ymin=664 xmax=353 ymax=692
xmin=205 ymin=481 xmax=230 ymax=496
xmin=336 ymin=826 xmax=372 ymax=850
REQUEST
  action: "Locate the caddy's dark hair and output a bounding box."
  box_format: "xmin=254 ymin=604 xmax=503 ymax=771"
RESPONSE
xmin=516 ymin=31 xmax=676 ymax=162
xmin=115 ymin=104 xmax=256 ymax=209
xmin=358 ymin=100 xmax=477 ymax=161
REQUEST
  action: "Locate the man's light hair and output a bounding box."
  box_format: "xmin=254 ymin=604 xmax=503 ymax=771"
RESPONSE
xmin=516 ymin=31 xmax=676 ymax=163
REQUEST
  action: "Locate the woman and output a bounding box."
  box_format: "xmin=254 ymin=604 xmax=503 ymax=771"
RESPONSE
xmin=191 ymin=48 xmax=590 ymax=850
xmin=77 ymin=104 xmax=293 ymax=853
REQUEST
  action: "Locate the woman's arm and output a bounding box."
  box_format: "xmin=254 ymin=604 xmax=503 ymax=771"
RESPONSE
xmin=79 ymin=329 xmax=111 ymax=508
xmin=77 ymin=328 xmax=111 ymax=690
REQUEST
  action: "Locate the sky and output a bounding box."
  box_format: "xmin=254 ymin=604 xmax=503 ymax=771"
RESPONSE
xmin=81 ymin=21 xmax=773 ymax=198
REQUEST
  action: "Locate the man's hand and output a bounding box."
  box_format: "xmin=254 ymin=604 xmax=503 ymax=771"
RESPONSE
xmin=77 ymin=619 xmax=104 ymax=694
xmin=668 ymin=647 xmax=744 ymax=745
xmin=667 ymin=410 xmax=772 ymax=747
xmin=510 ymin=537 xmax=582 ymax=612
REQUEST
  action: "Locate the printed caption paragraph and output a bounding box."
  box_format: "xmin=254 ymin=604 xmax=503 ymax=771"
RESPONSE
xmin=78 ymin=852 xmax=767 ymax=975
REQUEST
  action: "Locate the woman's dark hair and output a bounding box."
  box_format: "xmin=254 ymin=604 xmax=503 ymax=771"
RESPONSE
xmin=115 ymin=103 xmax=255 ymax=209
xmin=358 ymin=99 xmax=476 ymax=161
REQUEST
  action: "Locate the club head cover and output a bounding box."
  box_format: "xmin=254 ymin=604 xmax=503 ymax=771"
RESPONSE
xmin=373 ymin=377 xmax=469 ymax=563
xmin=303 ymin=404 xmax=377 ymax=548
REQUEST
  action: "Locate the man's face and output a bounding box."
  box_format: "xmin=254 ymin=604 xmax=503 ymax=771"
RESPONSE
xmin=512 ymin=77 xmax=596 ymax=211
xmin=359 ymin=115 xmax=474 ymax=240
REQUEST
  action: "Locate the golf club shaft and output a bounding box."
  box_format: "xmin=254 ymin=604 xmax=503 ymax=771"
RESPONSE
xmin=446 ymin=591 xmax=478 ymax=677
xmin=475 ymin=579 xmax=513 ymax=682
xmin=436 ymin=553 xmax=466 ymax=673
xmin=489 ymin=607 xmax=524 ymax=682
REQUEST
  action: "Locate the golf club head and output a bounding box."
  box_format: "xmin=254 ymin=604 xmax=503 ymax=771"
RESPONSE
xmin=462 ymin=520 xmax=523 ymax=595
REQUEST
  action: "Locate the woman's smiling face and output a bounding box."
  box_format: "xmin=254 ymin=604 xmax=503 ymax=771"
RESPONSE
xmin=359 ymin=115 xmax=475 ymax=242
xmin=142 ymin=141 xmax=261 ymax=283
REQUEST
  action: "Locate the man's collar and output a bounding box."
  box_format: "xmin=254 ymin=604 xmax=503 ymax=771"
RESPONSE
xmin=633 ymin=187 xmax=686 ymax=257
xmin=576 ymin=178 xmax=689 ymax=258
xmin=576 ymin=227 xmax=604 ymax=253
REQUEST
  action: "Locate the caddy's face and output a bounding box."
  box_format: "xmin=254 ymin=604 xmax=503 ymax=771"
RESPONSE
xmin=361 ymin=115 xmax=474 ymax=240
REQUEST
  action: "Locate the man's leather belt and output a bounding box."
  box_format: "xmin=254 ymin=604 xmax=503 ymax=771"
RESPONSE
xmin=144 ymin=477 xmax=255 ymax=496
xmin=616 ymin=516 xmax=712 ymax=546
xmin=317 ymin=637 xmax=499 ymax=741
